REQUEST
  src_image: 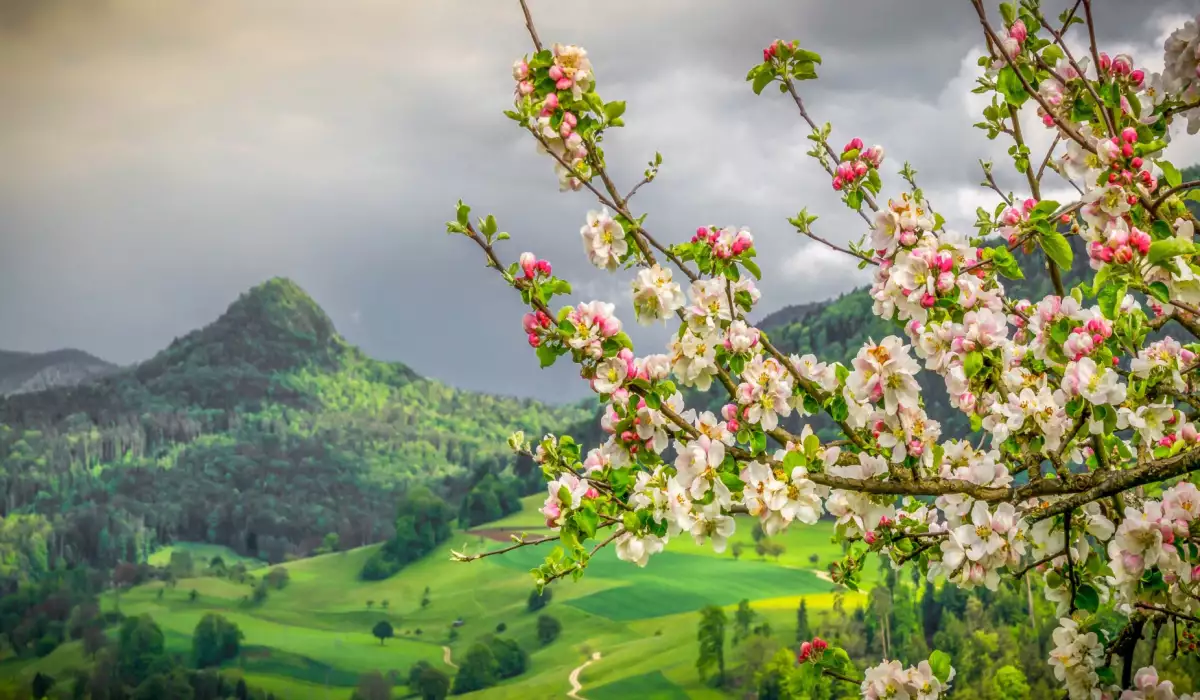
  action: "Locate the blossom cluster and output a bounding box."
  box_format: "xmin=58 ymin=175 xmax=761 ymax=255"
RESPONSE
xmin=448 ymin=6 xmax=1200 ymax=698
xmin=860 ymin=659 xmax=954 ymax=700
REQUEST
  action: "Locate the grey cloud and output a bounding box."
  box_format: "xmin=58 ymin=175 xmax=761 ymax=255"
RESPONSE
xmin=0 ymin=0 xmax=1193 ymax=402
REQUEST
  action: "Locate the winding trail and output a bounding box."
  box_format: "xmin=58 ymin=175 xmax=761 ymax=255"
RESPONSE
xmin=567 ymin=651 xmax=601 ymax=699
xmin=812 ymin=569 xmax=834 ymax=585
xmin=443 ymin=645 xmax=458 ymax=669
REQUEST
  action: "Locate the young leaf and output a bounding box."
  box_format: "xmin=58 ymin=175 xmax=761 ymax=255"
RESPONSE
xmin=1074 ymin=583 xmax=1100 ymax=613
xmin=1042 ymin=231 xmax=1074 ymax=271
xmin=1149 ymin=238 xmax=1196 ymax=265
xmin=752 ymin=70 xmax=775 ymax=95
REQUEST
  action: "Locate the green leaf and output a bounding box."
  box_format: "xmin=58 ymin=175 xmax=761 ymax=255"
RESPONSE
xmin=829 ymin=397 xmax=849 ymax=422
xmin=1148 ymin=281 xmax=1172 ymax=304
xmin=964 ymin=351 xmax=984 ymax=379
xmin=1149 ymin=238 xmax=1196 ymax=265
xmin=574 ymin=507 xmax=599 ymax=539
xmin=928 ymin=650 xmax=953 ymax=683
xmin=751 ymin=431 xmax=767 ymax=455
xmin=1152 ymin=220 xmax=1174 ymax=241
xmin=751 ymin=70 xmax=774 ymax=95
xmin=536 ymin=344 xmax=558 ymax=369
xmin=1091 ymin=264 xmax=1112 ymax=297
xmin=742 ymin=259 xmax=762 ymax=280
xmin=1162 ymin=161 xmax=1183 ymax=189
xmin=793 ymin=48 xmax=822 ymax=64
xmin=1042 ymin=45 xmax=1064 ymax=65
xmin=782 ymin=451 xmax=806 ymax=470
xmin=1098 ymin=283 xmax=1126 ymax=320
xmin=482 ymin=214 xmax=497 ymax=236
xmin=603 ymin=101 xmax=626 ymax=122
xmin=1042 ymin=231 xmax=1074 ymax=271
xmin=1032 ymin=200 xmax=1060 ymax=217
xmin=611 ymin=332 xmax=634 ymax=350
xmin=997 ymin=66 xmax=1029 ymax=106
xmin=1074 ymin=583 xmax=1100 ymax=613
xmin=456 ymin=201 xmax=470 ymax=226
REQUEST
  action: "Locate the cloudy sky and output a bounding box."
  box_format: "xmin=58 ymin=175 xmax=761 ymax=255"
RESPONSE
xmin=2 ymin=0 xmax=1198 ymax=403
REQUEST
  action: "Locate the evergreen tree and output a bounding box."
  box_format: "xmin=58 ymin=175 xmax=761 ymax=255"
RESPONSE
xmin=696 ymin=605 xmax=727 ymax=686
xmin=796 ymin=598 xmax=811 ymax=644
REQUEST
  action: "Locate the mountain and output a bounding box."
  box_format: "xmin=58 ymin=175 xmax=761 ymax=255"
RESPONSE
xmin=0 ymin=348 xmax=117 ymax=397
xmin=0 ymin=278 xmax=589 ymax=583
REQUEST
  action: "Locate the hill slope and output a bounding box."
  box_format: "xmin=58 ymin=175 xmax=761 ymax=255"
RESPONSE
xmin=0 ymin=278 xmax=589 ymax=582
xmin=0 ymin=348 xmax=117 ymax=397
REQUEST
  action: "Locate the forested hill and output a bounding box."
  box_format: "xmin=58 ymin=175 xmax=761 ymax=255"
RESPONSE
xmin=0 ymin=349 xmax=116 ymax=397
xmin=0 ymin=278 xmax=589 ymax=584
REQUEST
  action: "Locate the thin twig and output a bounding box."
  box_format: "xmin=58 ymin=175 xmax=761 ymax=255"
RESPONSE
xmin=518 ymin=0 xmax=543 ymax=52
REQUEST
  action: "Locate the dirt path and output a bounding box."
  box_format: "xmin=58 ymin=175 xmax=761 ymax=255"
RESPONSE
xmin=443 ymin=645 xmax=458 ymax=669
xmin=567 ymin=651 xmax=602 ymax=699
xmin=811 ymin=569 xmax=834 ymax=584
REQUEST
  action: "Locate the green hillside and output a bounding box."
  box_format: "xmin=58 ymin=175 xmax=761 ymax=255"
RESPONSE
xmin=0 ymin=278 xmax=589 ymax=582
xmin=0 ymin=495 xmax=863 ymax=699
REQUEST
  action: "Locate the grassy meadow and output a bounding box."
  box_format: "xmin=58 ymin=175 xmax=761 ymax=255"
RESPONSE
xmin=0 ymin=495 xmax=870 ymax=699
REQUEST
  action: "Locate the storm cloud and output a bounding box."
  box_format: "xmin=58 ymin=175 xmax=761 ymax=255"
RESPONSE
xmin=0 ymin=0 xmax=1196 ymax=402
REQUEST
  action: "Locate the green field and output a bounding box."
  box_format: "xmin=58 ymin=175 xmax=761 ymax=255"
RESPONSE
xmin=147 ymin=541 xmax=266 ymax=571
xmin=0 ymin=496 xmax=873 ymax=699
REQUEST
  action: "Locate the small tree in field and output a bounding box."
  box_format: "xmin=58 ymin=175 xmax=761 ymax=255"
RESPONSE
xmin=536 ymin=614 xmax=561 ymax=645
xmin=447 ymin=1 xmax=1200 ymax=697
xmin=372 ymin=620 xmax=394 ymax=646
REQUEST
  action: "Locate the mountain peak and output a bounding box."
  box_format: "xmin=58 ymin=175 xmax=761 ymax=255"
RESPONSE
xmin=138 ymin=277 xmax=347 ymax=379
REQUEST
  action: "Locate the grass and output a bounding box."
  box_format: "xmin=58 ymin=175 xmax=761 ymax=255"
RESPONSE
xmin=147 ymin=541 xmax=265 ymax=571
xmin=2 ymin=496 xmax=875 ymax=699
xmin=590 ymin=670 xmax=690 ymax=700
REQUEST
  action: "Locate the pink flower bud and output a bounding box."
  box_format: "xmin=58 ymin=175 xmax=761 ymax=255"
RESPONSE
xmin=1009 ymin=20 xmax=1027 ymax=44
xmin=520 ymin=252 xmax=537 ymax=278
xmin=800 ymin=641 xmax=813 ymax=658
xmin=523 ymin=313 xmax=540 ymax=334
xmin=513 ymin=60 xmax=530 ymax=81
xmin=864 ymin=531 xmax=877 ymax=545
xmin=1042 ymin=113 xmax=1055 ymax=127
xmin=1121 ymin=127 xmax=1138 ymax=145
xmin=1131 ymin=69 xmax=1145 ymax=86
xmin=853 ymin=160 xmax=869 ymax=178
xmin=518 ymin=80 xmax=535 ymax=96
xmin=920 ymin=292 xmax=937 ymax=309
xmin=813 ymin=637 xmax=828 ymax=652
xmin=548 ymin=65 xmax=564 ymax=81
xmin=556 ymin=77 xmax=573 ymax=91
xmin=831 ymin=176 xmax=843 ymax=191
xmin=528 ymin=333 xmax=541 ymax=347
xmin=899 ymin=230 xmax=918 ymax=246
xmin=1112 ymin=54 xmax=1133 ymax=76
xmin=543 ymin=93 xmax=559 ymax=111
xmin=1098 ymin=52 xmax=1112 ymax=72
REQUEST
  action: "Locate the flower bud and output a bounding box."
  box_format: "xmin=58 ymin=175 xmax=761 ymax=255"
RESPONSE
xmin=543 ymin=93 xmax=559 ymax=111
xmin=513 ymin=60 xmax=530 ymax=81
xmin=528 ymin=333 xmax=541 ymax=347
xmin=1112 ymin=54 xmax=1133 ymax=76
xmin=1130 ymin=69 xmax=1145 ymax=86
xmin=1098 ymin=52 xmax=1112 ymax=72
xmin=520 ymin=251 xmax=537 ymax=278
xmin=1009 ymin=19 xmax=1027 ymax=44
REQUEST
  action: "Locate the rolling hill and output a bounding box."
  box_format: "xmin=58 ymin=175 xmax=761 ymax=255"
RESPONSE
xmin=0 ymin=348 xmax=117 ymax=397
xmin=0 ymin=495 xmax=862 ymax=700
xmin=0 ymin=278 xmax=590 ymax=584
